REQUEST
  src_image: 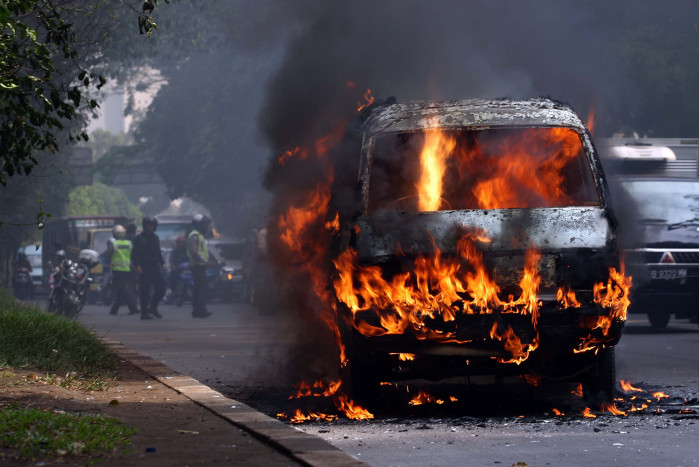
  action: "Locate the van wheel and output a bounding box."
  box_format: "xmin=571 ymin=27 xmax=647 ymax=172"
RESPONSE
xmin=582 ymin=347 xmax=616 ymax=409
xmin=340 ymin=353 xmax=383 ymax=412
xmin=648 ymin=310 xmax=670 ymax=328
xmin=336 ymin=313 xmax=383 ymax=412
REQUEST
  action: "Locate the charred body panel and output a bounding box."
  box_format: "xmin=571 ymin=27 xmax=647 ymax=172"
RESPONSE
xmin=336 ymin=99 xmax=624 ymax=397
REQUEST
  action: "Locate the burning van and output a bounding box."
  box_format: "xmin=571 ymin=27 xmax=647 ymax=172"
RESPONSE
xmin=329 ymin=98 xmax=631 ymax=408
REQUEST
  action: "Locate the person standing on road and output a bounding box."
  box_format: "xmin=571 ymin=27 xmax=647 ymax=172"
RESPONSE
xmin=133 ymin=217 xmax=166 ymax=319
xmin=188 ymin=214 xmax=215 ymax=318
xmin=105 ymin=225 xmax=139 ymax=316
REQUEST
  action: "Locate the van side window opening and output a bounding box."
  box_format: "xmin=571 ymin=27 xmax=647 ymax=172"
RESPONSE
xmin=368 ymin=127 xmax=599 ymax=213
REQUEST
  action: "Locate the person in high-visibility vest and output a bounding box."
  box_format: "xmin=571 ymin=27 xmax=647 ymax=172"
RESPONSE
xmin=104 ymin=225 xmax=139 ymax=316
xmin=187 ymin=214 xmax=215 ymax=318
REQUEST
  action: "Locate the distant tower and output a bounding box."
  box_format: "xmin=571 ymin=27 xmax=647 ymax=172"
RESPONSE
xmin=103 ymin=91 xmax=125 ymax=134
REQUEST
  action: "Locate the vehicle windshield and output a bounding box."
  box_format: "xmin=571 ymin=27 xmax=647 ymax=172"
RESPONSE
xmin=620 ymin=180 xmax=699 ymax=225
xmin=368 ymin=127 xmax=599 ymax=213
xmin=26 ymin=252 xmax=42 ymax=268
xmin=158 ymin=223 xmax=189 ymax=244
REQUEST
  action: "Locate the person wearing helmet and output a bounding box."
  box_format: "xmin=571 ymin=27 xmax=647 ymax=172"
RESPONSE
xmin=188 ymin=214 xmax=214 ymax=318
xmin=125 ymin=222 xmax=137 ymax=241
xmin=133 ymin=216 xmax=166 ymax=319
xmin=104 ymin=225 xmax=139 ymax=316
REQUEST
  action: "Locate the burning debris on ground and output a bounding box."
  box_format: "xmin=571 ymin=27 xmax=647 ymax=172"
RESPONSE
xmin=274 ymin=376 xmax=697 ymax=426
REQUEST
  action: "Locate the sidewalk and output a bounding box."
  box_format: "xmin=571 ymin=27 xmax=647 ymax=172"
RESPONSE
xmin=100 ymin=338 xmax=366 ymax=466
xmin=0 ymin=337 xmax=364 ymax=466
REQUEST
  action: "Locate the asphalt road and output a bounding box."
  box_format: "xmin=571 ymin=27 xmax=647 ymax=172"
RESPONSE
xmin=67 ymin=299 xmax=699 ymax=467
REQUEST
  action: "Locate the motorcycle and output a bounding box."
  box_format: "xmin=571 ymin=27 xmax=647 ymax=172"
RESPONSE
xmin=12 ymin=266 xmax=34 ymax=300
xmin=46 ymin=249 xmax=100 ymax=319
xmin=166 ymin=262 xmax=193 ymax=307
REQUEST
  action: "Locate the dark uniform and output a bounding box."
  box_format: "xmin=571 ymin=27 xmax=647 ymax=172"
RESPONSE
xmin=133 ymin=217 xmax=166 ymax=319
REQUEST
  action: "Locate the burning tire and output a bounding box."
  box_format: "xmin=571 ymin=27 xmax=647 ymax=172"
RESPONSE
xmin=340 ymin=352 xmax=384 ymax=411
xmin=582 ymin=347 xmax=616 ymax=408
xmin=337 ymin=309 xmax=384 ymax=410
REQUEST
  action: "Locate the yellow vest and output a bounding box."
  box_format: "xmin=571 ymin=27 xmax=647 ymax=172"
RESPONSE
xmin=111 ymin=239 xmax=132 ymax=272
xmin=187 ymin=230 xmax=208 ymax=266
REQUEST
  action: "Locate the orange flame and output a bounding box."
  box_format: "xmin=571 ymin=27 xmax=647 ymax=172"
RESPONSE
xmin=333 ymin=232 xmax=542 ymax=362
xmin=409 ymin=391 xmax=445 ymax=405
xmin=357 ymin=89 xmax=375 ymax=112
xmin=289 ymin=379 xmax=342 ymax=399
xmin=652 ymin=391 xmax=669 ymax=400
xmin=571 ymin=383 xmax=584 ymax=397
xmin=334 ymin=394 xmax=375 ymax=420
xmin=282 ymin=409 xmax=339 ymax=424
xmin=416 ymin=124 xmax=457 ymax=211
xmin=557 ymin=286 xmax=582 ymax=308
xmin=278 ymin=146 xmax=306 ymax=166
xmin=552 ymin=408 xmax=564 ymax=416
xmin=601 ymin=403 xmax=627 ymax=416
xmin=582 ymin=407 xmax=597 ymax=418
xmin=586 ymin=107 xmax=596 ymax=136
xmin=466 ymin=128 xmax=586 ymax=210
xmin=620 ymin=380 xmax=642 ymax=393
xmin=593 ymin=267 xmax=633 ymax=322
xmin=628 ymin=403 xmax=648 ymax=412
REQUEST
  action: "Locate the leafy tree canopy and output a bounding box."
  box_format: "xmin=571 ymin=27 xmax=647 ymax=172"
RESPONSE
xmin=0 ymin=0 xmax=174 ymax=188
xmin=0 ymin=0 xmax=100 ymax=185
xmin=64 ymin=182 xmax=142 ymax=221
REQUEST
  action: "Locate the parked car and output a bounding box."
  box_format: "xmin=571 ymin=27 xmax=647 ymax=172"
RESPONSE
xmin=20 ymin=245 xmax=43 ymax=291
xmin=208 ymin=237 xmax=246 ymax=302
xmin=332 ymin=98 xmax=627 ymax=407
xmin=611 ymin=177 xmax=699 ymax=328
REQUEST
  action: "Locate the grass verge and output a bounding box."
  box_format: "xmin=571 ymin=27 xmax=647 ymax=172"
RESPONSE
xmin=0 ymin=404 xmax=137 ymax=463
xmin=0 ymin=289 xmax=117 ymax=387
xmin=0 ymin=290 xmax=137 ymax=463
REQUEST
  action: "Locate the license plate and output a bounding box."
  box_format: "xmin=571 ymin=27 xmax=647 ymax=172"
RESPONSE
xmin=650 ymin=268 xmax=687 ymax=280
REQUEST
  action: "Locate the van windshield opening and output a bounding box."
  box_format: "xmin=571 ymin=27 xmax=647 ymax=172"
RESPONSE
xmin=368 ymin=127 xmax=599 ymax=213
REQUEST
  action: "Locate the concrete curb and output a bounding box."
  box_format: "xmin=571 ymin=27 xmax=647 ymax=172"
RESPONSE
xmin=101 ymin=338 xmax=367 ymax=467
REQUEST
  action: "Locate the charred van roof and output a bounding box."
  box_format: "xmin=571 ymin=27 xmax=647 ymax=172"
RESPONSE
xmin=361 ymin=98 xmax=586 ymax=136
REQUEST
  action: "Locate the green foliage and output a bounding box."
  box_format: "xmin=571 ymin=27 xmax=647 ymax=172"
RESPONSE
xmin=613 ymin=23 xmax=699 ymax=136
xmin=64 ymin=183 xmax=142 ymax=221
xmin=0 ymin=289 xmax=118 ymax=376
xmin=0 ymin=148 xmax=72 ymax=285
xmin=0 ymin=0 xmax=104 ymax=186
xmin=81 ymin=129 xmax=131 ymax=160
xmin=0 ymin=405 xmax=136 ymax=461
xmin=139 ymin=0 xmax=170 ymax=37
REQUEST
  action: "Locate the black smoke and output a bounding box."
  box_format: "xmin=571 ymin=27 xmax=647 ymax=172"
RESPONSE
xmin=255 ymin=0 xmax=698 ymax=386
